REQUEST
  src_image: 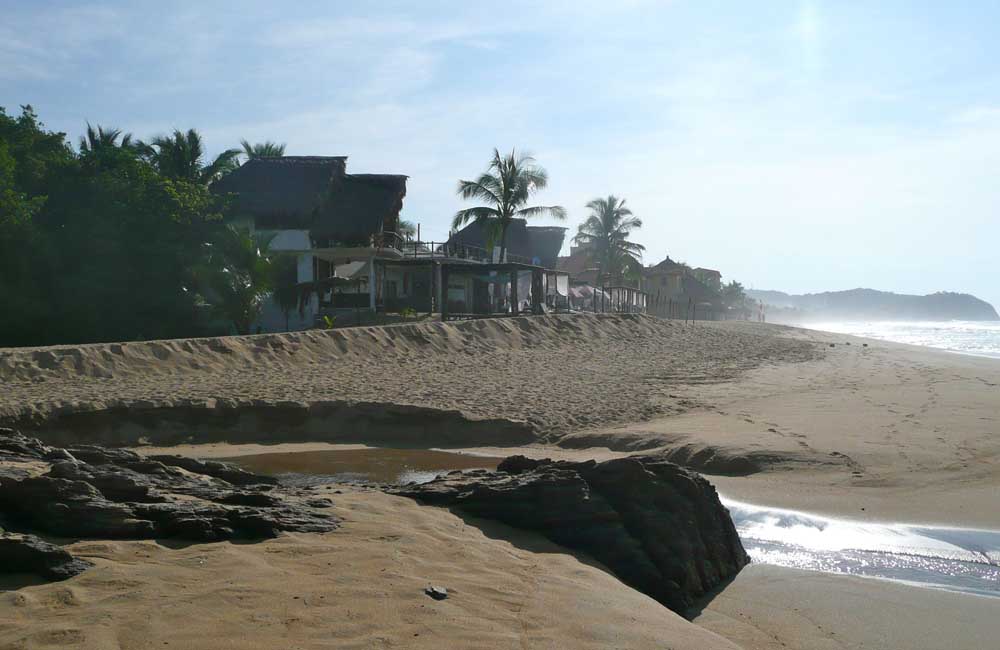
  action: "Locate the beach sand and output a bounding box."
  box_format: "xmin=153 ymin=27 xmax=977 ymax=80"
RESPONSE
xmin=0 ymin=491 xmax=738 ymax=650
xmin=3 ymin=314 xmax=999 ymax=648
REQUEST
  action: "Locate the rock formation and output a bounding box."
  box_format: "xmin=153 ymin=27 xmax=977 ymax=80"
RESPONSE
xmin=0 ymin=428 xmax=338 ymax=582
xmin=0 ymin=532 xmax=92 ymax=581
xmin=393 ymin=455 xmax=748 ymax=615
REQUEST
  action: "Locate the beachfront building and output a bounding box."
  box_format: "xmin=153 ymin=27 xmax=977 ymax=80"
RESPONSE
xmin=445 ymin=218 xmax=568 ymax=269
xmin=691 ymin=267 xmax=723 ymax=292
xmin=639 ymin=258 xmax=723 ymax=319
xmin=433 ymin=219 xmax=570 ymax=316
xmin=211 ymin=155 xmax=409 ymax=330
xmin=211 ymin=158 xmax=570 ymax=329
xmin=556 ymin=243 xmax=601 ymax=287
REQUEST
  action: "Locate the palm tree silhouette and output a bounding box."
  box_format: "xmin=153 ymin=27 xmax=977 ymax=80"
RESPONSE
xmin=453 ymin=148 xmax=566 ymax=262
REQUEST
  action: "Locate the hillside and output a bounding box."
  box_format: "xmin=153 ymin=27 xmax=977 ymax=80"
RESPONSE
xmin=748 ymin=288 xmax=999 ymax=322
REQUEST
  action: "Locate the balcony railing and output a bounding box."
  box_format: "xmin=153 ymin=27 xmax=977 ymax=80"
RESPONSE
xmin=380 ymin=233 xmax=532 ymax=265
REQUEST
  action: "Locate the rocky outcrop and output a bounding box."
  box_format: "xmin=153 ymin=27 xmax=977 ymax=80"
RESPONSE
xmin=0 ymin=533 xmax=92 ymax=581
xmin=0 ymin=429 xmax=339 ymax=582
xmin=393 ymin=455 xmax=748 ymax=615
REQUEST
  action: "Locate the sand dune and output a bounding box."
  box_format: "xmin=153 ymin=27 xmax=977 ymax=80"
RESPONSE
xmin=0 ymin=314 xmax=819 ymax=446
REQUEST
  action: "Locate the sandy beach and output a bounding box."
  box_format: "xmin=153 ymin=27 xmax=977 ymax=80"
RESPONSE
xmin=2 ymin=314 xmax=999 ymax=648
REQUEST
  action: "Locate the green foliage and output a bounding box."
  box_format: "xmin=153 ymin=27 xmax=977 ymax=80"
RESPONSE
xmin=241 ymin=140 xmax=286 ymax=159
xmin=197 ymin=225 xmax=278 ymax=335
xmin=398 ymin=219 xmax=416 ymax=241
xmin=721 ymin=280 xmax=747 ymax=307
xmin=400 ymin=307 xmax=417 ymax=320
xmin=322 ymin=315 xmax=337 ymax=329
xmin=454 ymin=148 xmax=566 ymax=261
xmin=0 ymin=105 xmax=75 ymax=196
xmin=573 ymin=195 xmax=644 ymax=283
xmin=141 ymin=129 xmax=240 ymax=185
xmin=271 ymin=253 xmax=300 ymax=328
xmin=0 ymin=105 xmax=234 ymax=346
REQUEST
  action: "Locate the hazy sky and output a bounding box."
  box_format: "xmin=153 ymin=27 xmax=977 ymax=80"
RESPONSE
xmin=3 ymin=1 xmax=999 ymax=307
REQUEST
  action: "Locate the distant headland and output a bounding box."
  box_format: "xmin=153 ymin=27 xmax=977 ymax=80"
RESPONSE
xmin=748 ymin=288 xmax=1000 ymax=322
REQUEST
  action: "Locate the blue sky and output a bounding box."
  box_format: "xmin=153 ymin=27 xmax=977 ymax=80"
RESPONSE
xmin=3 ymin=1 xmax=999 ymax=308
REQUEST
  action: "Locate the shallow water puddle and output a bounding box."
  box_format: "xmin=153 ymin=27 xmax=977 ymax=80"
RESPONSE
xmin=723 ymin=497 xmax=1000 ymax=598
xmin=220 ymin=448 xmax=502 ymax=487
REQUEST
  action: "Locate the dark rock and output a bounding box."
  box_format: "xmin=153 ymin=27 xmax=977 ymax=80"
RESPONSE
xmin=305 ymin=498 xmax=334 ymax=508
xmin=148 ymin=454 xmax=278 ymax=486
xmin=0 ymin=533 xmax=92 ymax=581
xmin=393 ymin=455 xmax=747 ymax=615
xmin=0 ymin=475 xmax=156 ymax=538
xmin=0 ymin=429 xmax=339 ymax=577
xmin=425 ymin=586 xmax=448 ymax=600
xmin=212 ymin=491 xmax=283 ymax=508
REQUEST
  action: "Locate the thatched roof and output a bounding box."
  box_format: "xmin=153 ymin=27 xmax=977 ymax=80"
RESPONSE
xmin=212 ymin=157 xmax=407 ymax=243
xmin=447 ymin=219 xmax=566 ymax=268
xmin=317 ymin=173 xmax=408 ymax=242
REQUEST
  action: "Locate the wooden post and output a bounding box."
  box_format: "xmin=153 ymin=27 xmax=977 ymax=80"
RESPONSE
xmin=531 ymin=270 xmax=543 ymax=314
xmin=441 ymin=265 xmax=450 ymax=321
xmin=510 ymin=270 xmax=518 ymax=315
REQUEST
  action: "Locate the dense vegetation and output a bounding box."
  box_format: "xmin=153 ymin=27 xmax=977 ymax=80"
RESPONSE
xmin=0 ymin=105 xmax=282 ymax=347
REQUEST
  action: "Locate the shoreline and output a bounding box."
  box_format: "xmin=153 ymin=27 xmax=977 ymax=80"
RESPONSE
xmin=791 ymin=319 xmax=1000 ymax=361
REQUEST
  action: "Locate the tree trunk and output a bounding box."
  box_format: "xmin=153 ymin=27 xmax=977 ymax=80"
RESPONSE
xmin=495 ymin=221 xmax=510 ymax=312
xmin=499 ymin=221 xmax=510 ymax=263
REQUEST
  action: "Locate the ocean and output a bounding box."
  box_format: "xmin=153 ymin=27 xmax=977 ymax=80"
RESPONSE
xmin=803 ymin=320 xmax=1000 ymax=359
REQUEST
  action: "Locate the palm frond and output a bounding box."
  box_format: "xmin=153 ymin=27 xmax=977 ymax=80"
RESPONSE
xmin=514 ymin=204 xmax=567 ymax=220
xmin=452 ymin=206 xmax=501 ymax=230
xmin=457 ymin=178 xmax=501 ymax=205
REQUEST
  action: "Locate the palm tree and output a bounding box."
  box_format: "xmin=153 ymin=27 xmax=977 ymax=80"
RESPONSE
xmin=78 ymin=123 xmax=135 ymax=156
xmin=141 ymin=129 xmax=240 ymax=185
xmin=398 ymin=219 xmax=416 ymax=241
xmin=573 ymin=195 xmax=645 ymax=283
xmin=198 ymin=225 xmax=277 ymax=334
xmin=240 ymin=140 xmax=286 ymax=159
xmin=453 ymin=148 xmax=566 ymax=262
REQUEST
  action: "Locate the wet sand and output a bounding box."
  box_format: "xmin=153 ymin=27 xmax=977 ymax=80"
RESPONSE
xmin=695 ymin=564 xmax=1000 ymax=650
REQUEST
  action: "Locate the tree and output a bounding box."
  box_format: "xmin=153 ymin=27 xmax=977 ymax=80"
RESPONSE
xmin=0 ymin=106 xmax=76 ymax=345
xmin=722 ymin=280 xmax=747 ymax=307
xmin=198 ymin=225 xmax=278 ymax=335
xmin=398 ymin=219 xmax=416 ymax=241
xmin=240 ymin=140 xmax=286 ymax=159
xmin=1 ymin=105 xmax=238 ymax=346
xmin=142 ymin=129 xmax=240 ymax=185
xmin=271 ymin=253 xmax=300 ymax=331
xmin=573 ymin=195 xmax=645 ymax=283
xmin=453 ymin=148 xmax=566 ymax=262
xmin=78 ymin=123 xmax=134 ymax=155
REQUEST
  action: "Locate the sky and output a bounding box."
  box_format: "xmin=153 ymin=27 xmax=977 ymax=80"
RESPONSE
xmin=3 ymin=0 xmax=999 ymax=308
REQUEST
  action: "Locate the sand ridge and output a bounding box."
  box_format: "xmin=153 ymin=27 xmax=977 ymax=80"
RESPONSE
xmin=0 ymin=314 xmax=820 ymax=441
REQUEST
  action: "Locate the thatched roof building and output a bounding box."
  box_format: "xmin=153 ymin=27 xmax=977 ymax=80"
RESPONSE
xmin=212 ymin=156 xmax=407 ymax=245
xmin=446 ymin=219 xmax=567 ymax=268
